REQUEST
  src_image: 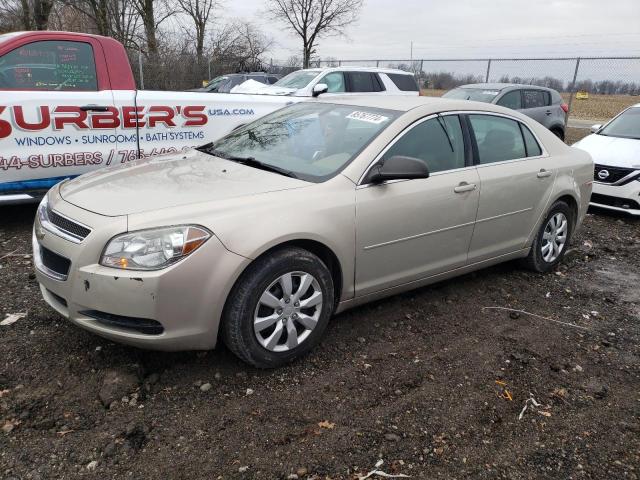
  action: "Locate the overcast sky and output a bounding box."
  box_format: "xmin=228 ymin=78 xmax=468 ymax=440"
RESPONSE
xmin=223 ymin=0 xmax=640 ymax=62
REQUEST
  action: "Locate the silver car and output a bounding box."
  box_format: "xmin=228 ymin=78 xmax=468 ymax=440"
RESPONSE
xmin=443 ymin=83 xmax=568 ymax=140
xmin=33 ymin=96 xmax=593 ymax=368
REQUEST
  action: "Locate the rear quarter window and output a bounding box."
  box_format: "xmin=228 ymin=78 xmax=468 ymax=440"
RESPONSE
xmin=0 ymin=40 xmax=97 ymax=91
xmin=521 ymin=124 xmax=543 ymax=156
xmin=387 ymin=73 xmax=419 ymax=92
xmin=523 ymin=90 xmax=550 ymax=108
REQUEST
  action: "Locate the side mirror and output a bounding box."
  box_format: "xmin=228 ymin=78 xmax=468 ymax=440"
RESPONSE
xmin=368 ymin=156 xmax=430 ymax=183
xmin=312 ymin=83 xmax=328 ymax=97
xmin=590 ymin=124 xmax=602 ymax=133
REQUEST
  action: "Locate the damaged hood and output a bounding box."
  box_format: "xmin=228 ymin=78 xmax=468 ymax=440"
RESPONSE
xmin=59 ymin=149 xmax=308 ymax=216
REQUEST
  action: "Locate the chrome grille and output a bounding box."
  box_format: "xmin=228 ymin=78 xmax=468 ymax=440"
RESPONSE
xmin=594 ymin=164 xmax=639 ymax=185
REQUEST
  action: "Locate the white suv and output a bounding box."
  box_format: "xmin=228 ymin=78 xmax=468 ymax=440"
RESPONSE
xmin=231 ymin=67 xmax=420 ymax=97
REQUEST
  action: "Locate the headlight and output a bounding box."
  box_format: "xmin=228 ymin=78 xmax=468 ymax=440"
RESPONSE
xmin=100 ymin=226 xmax=211 ymax=271
xmin=37 ymin=194 xmax=49 ymax=225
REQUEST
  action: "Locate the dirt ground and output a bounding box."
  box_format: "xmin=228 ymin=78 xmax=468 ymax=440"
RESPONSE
xmin=1 ymin=199 xmax=639 ymax=479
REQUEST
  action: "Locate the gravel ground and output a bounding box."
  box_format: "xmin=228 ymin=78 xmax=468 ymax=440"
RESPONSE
xmin=1 ymin=203 xmax=639 ymax=480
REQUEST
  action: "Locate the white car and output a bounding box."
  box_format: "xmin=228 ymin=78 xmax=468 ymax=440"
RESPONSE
xmin=231 ymin=66 xmax=420 ymax=97
xmin=573 ymin=104 xmax=640 ymax=215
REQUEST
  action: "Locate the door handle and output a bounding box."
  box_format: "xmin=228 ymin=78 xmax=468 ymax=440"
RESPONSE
xmin=537 ymin=169 xmax=552 ymax=178
xmin=454 ymin=182 xmax=477 ymax=193
xmin=80 ymin=105 xmax=110 ymax=112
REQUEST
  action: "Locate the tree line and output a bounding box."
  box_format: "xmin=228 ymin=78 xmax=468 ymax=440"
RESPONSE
xmin=0 ymin=0 xmax=365 ymax=89
xmin=402 ymin=70 xmax=640 ymax=95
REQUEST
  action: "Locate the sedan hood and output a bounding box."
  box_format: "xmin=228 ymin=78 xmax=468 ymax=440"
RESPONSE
xmin=59 ymin=149 xmax=308 ymax=216
xmin=573 ymin=134 xmax=640 ymax=168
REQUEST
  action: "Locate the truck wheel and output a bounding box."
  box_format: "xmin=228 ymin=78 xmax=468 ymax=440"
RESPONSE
xmin=522 ymin=201 xmax=573 ymax=273
xmin=222 ymin=247 xmax=334 ymax=368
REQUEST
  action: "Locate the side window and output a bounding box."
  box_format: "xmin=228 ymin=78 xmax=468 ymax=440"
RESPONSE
xmin=523 ymin=90 xmax=547 ymax=108
xmin=469 ymin=115 xmax=526 ymax=164
xmin=268 ymin=76 xmax=279 ymax=84
xmin=0 ymin=40 xmax=97 ymax=91
xmin=247 ymin=75 xmax=267 ymax=83
xmin=386 ymin=73 xmax=418 ymax=92
xmin=319 ymin=71 xmax=345 ymax=93
xmin=496 ymin=90 xmax=522 ymax=109
xmin=382 ymin=115 xmax=466 ymax=174
xmin=521 ymin=124 xmax=542 ymax=156
xmin=347 ymin=72 xmax=384 ymax=92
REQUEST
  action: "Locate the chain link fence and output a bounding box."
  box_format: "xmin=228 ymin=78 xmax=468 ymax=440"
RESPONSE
xmin=312 ymin=57 xmax=640 ymax=122
xmin=134 ymin=54 xmax=640 ymax=123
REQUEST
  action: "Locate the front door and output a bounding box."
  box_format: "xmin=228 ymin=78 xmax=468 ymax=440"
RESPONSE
xmin=355 ymin=114 xmax=480 ymax=296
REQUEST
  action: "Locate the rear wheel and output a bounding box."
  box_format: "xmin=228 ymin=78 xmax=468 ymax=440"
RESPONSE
xmin=222 ymin=247 xmax=334 ymax=368
xmin=522 ymin=201 xmax=573 ymax=273
xmin=551 ymin=127 xmax=565 ymax=141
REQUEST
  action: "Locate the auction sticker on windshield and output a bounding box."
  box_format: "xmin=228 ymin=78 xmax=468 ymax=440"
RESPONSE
xmin=346 ymin=111 xmax=389 ymax=124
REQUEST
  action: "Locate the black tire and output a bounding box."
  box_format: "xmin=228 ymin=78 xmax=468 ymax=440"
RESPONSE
xmin=552 ymin=128 xmax=565 ymax=141
xmin=522 ymin=200 xmax=573 ymax=273
xmin=222 ymin=247 xmax=334 ymax=368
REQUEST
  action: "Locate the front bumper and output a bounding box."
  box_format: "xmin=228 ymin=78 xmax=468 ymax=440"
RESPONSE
xmin=33 ymin=192 xmax=249 ymax=351
xmin=590 ymin=180 xmax=640 ymax=216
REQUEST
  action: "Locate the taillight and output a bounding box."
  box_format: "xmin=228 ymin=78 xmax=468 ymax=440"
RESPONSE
xmin=561 ymin=103 xmax=569 ymax=113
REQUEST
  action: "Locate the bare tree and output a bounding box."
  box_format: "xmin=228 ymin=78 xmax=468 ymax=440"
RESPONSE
xmin=109 ymin=0 xmax=142 ymax=48
xmin=130 ymin=0 xmax=174 ymax=55
xmin=234 ymin=21 xmax=273 ymax=71
xmin=266 ymin=0 xmax=363 ymax=68
xmin=0 ymin=0 xmax=56 ymax=31
xmin=175 ymin=0 xmax=219 ymax=66
xmin=205 ymin=21 xmax=272 ymax=75
xmin=62 ymin=0 xmax=140 ymax=47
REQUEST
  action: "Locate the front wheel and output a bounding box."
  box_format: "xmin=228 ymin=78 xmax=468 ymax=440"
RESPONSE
xmin=222 ymin=247 xmax=334 ymax=368
xmin=522 ymin=201 xmax=573 ymax=273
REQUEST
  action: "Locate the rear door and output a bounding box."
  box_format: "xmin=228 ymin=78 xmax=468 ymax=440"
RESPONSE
xmin=0 ymin=37 xmax=117 ymax=198
xmin=466 ymin=113 xmax=557 ymax=262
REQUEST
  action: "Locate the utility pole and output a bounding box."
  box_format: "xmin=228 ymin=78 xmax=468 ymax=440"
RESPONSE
xmin=410 ymin=41 xmax=413 ymax=62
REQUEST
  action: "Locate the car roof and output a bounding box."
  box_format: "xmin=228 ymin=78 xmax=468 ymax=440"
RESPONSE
xmin=316 ymin=94 xmax=525 ymax=114
xmin=456 ymin=82 xmax=554 ymax=92
xmin=300 ymin=66 xmax=414 ymax=76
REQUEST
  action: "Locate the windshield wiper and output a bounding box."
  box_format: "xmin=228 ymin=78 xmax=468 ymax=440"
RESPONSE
xmin=209 ymin=149 xmax=298 ymax=179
